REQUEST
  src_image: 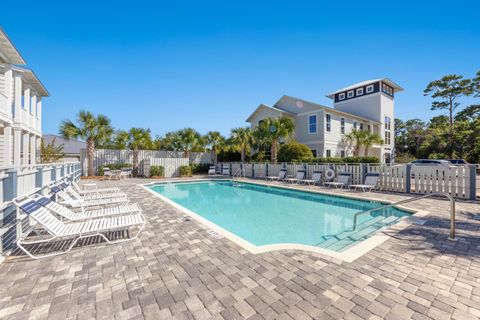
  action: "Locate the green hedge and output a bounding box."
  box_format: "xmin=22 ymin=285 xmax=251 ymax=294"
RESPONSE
xmin=190 ymin=163 xmax=210 ymax=174
xmin=295 ymin=156 xmax=379 ymax=164
xmin=278 ymin=142 xmax=313 ymax=162
xmin=98 ymin=163 xmax=131 ymax=176
xmin=179 ymin=165 xmax=192 ymax=177
xmin=150 ymin=165 xmax=164 ymax=177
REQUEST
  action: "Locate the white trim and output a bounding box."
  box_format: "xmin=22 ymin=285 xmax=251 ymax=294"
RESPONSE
xmin=347 ymin=90 xmax=354 ymax=98
xmin=141 ymin=179 xmax=426 ymax=263
xmin=366 ymin=84 xmax=374 ymax=93
xmin=356 ymin=87 xmax=364 ymax=96
xmin=338 ymin=92 xmax=345 ymax=100
xmin=307 ymin=113 xmax=318 ymax=134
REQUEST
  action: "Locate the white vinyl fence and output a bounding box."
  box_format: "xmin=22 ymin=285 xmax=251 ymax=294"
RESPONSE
xmin=0 ymin=162 xmax=81 ymax=256
xmin=218 ymin=162 xmax=477 ymax=200
xmin=81 ymin=149 xmax=212 ymax=177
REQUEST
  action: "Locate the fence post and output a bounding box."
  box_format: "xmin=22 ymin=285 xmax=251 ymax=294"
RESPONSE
xmin=405 ymin=164 xmax=412 ymax=193
xmin=4 ymin=169 xmax=18 ymax=203
xmin=266 ymin=163 xmax=269 ymax=177
xmin=360 ymin=164 xmax=367 ymax=182
xmin=252 ymin=163 xmax=255 ymax=177
xmin=468 ymin=164 xmax=477 ymax=200
xmin=35 ymin=166 xmax=44 ymax=194
xmin=51 ymin=165 xmax=57 ymax=183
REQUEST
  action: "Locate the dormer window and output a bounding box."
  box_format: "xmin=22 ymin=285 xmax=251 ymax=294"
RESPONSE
xmin=356 ymin=88 xmax=364 ymax=96
xmin=338 ymin=92 xmax=345 ymax=100
xmin=347 ymin=90 xmax=354 ymax=98
xmin=366 ymin=85 xmax=374 ymax=93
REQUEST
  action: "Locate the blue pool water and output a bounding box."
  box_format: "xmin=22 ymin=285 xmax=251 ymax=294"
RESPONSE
xmin=149 ymin=180 xmax=411 ymax=252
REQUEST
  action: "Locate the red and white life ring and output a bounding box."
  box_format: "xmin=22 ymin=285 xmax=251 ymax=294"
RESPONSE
xmin=325 ymin=168 xmax=335 ymax=180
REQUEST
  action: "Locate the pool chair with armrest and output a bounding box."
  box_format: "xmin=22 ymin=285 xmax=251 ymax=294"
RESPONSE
xmin=32 ymin=194 xmax=142 ymax=222
xmin=348 ymin=172 xmax=380 ymax=192
xmin=59 ymin=182 xmax=126 ymax=200
xmin=208 ymin=166 xmax=217 ymax=176
xmin=324 ymin=172 xmax=352 ymax=189
xmin=51 ymin=185 xmax=129 ymax=210
xmin=284 ymin=170 xmax=306 ymax=184
xmin=222 ymin=167 xmax=231 ymax=176
xmin=265 ymin=169 xmax=287 ymax=182
xmin=71 ymin=181 xmax=120 ymax=195
xmin=12 ymin=197 xmax=145 ymax=259
xmin=302 ymin=171 xmax=323 ymax=186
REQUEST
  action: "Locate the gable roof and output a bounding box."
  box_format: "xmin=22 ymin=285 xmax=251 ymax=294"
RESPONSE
xmin=13 ymin=66 xmax=49 ymax=97
xmin=276 ymin=95 xmax=382 ymax=124
xmin=42 ymin=135 xmax=86 ymax=154
xmin=245 ymin=103 xmax=295 ymax=122
xmin=0 ymin=27 xmax=26 ymax=65
xmin=326 ymin=78 xmax=403 ymax=98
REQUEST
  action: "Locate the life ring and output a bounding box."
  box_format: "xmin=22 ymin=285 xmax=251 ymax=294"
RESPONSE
xmin=325 ymin=168 xmax=335 ymax=180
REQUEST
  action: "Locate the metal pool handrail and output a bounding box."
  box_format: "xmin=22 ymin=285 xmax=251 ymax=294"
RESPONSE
xmin=351 ymin=192 xmax=456 ymax=240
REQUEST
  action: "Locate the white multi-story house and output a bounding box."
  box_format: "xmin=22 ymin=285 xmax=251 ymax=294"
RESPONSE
xmin=246 ymin=79 xmax=402 ymax=163
xmin=0 ymin=28 xmax=49 ymax=166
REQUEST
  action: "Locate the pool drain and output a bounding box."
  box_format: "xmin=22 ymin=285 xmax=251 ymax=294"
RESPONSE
xmin=207 ymin=230 xmax=224 ymax=239
xmin=177 ymin=216 xmax=191 ymax=222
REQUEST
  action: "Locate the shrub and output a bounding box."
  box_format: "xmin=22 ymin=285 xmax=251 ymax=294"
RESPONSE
xmin=295 ymin=156 xmax=379 ymax=164
xmin=179 ymin=165 xmax=192 ymax=177
xmin=217 ymin=150 xmax=242 ymax=162
xmin=343 ymin=156 xmax=379 ymax=163
xmin=150 ymin=165 xmax=164 ymax=177
xmin=251 ymin=151 xmax=268 ymax=162
xmin=278 ymin=142 xmax=313 ymax=162
xmin=190 ymin=163 xmax=210 ymax=174
xmin=98 ymin=163 xmax=131 ymax=176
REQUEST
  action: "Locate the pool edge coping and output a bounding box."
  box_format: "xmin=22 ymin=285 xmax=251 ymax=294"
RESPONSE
xmin=140 ymin=178 xmax=430 ymax=263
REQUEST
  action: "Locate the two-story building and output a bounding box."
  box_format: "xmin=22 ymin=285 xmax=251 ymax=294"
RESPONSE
xmin=0 ymin=28 xmax=49 ymax=166
xmin=246 ymin=79 xmax=402 ymax=163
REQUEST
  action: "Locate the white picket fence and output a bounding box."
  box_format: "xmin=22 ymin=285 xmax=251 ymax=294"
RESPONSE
xmin=218 ymin=162 xmax=477 ymax=200
xmin=81 ymin=149 xmax=212 ymax=177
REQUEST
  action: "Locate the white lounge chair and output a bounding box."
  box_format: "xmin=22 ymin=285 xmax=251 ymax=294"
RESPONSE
xmin=33 ymin=195 xmax=142 ymax=221
xmin=266 ymin=169 xmax=287 ymax=181
xmin=13 ymin=198 xmax=145 ymax=259
xmin=349 ymin=173 xmax=379 ymax=192
xmin=71 ymin=181 xmax=120 ymax=195
xmin=324 ymin=172 xmax=352 ymax=189
xmin=52 ymin=185 xmax=129 ymax=209
xmin=284 ymin=170 xmax=306 ymax=184
xmin=222 ymin=167 xmax=231 ymax=176
xmin=59 ymin=182 xmax=126 ymax=200
xmin=208 ymin=166 xmax=217 ymax=176
xmin=302 ymin=171 xmax=323 ymax=186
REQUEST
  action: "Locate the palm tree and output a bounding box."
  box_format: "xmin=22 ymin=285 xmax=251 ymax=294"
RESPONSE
xmin=126 ymin=128 xmax=153 ymax=176
xmin=40 ymin=138 xmax=64 ymax=163
xmin=230 ymin=127 xmax=253 ymax=162
xmin=205 ymin=131 xmax=225 ymax=164
xmin=176 ymin=128 xmax=205 ymax=157
xmin=59 ymin=110 xmax=113 ymax=176
xmin=363 ymin=132 xmax=384 ymax=156
xmin=255 ymin=116 xmax=295 ymax=163
xmin=345 ymin=130 xmax=367 ymax=156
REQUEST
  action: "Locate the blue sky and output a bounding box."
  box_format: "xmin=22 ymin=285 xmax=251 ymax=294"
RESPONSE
xmin=3 ymin=0 xmax=479 ymax=137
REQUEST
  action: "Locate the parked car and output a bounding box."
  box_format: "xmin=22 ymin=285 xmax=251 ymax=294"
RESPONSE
xmin=409 ymin=159 xmax=452 ymax=166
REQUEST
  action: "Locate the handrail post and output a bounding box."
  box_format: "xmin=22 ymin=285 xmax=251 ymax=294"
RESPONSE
xmin=450 ymin=197 xmax=455 ymax=240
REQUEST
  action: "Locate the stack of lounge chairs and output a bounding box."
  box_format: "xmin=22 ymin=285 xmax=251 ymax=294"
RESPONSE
xmin=13 ymin=179 xmax=145 ymax=259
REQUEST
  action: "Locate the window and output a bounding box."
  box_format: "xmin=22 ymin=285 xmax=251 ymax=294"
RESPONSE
xmin=338 ymin=93 xmax=345 ymax=100
xmin=366 ymin=85 xmax=374 ymax=93
xmin=311 ymin=149 xmax=317 ymax=157
xmin=326 ymin=149 xmax=331 ymax=157
xmin=353 ymin=121 xmax=357 ymax=130
xmin=347 ymin=90 xmax=354 ymax=98
xmin=382 ymin=83 xmax=392 ymax=95
xmin=384 ymin=116 xmax=392 ymax=144
xmin=356 ymin=88 xmax=364 ymax=96
xmin=367 ymin=124 xmax=371 ymax=132
xmin=325 ymin=114 xmax=331 ymax=132
xmin=359 ymin=123 xmax=364 ymax=131
xmin=340 ymin=118 xmax=345 ymax=134
xmin=340 ymin=150 xmax=346 ymax=158
xmin=308 ymin=114 xmax=317 ymax=134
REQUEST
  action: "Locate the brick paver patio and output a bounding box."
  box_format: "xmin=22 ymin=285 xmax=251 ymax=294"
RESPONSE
xmin=1 ymin=177 xmax=480 ymax=320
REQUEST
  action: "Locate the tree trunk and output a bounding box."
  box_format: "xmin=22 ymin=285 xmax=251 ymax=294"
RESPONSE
xmin=86 ymin=138 xmax=95 ymax=176
xmin=271 ymin=140 xmax=277 ymax=163
xmin=364 ymin=145 xmax=370 ymax=156
xmin=241 ymin=147 xmax=245 ymax=162
xmin=132 ymin=149 xmax=139 ymax=176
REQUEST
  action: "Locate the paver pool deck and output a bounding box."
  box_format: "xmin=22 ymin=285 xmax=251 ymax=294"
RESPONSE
xmin=0 ymin=177 xmax=480 ymax=320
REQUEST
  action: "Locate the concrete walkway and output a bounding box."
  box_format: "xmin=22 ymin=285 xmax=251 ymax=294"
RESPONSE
xmin=0 ymin=177 xmax=479 ymax=320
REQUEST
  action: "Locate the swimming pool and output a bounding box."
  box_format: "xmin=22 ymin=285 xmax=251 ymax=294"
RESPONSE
xmin=148 ymin=180 xmax=412 ymax=255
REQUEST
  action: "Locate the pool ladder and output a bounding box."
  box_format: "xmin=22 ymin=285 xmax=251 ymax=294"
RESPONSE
xmin=351 ymin=192 xmax=456 ymax=240
xmin=232 ymin=168 xmax=246 ymax=181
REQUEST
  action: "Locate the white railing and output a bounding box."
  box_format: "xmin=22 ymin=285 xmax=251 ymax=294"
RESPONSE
xmin=217 ymin=162 xmax=477 ymax=200
xmin=0 ymin=162 xmax=82 ymax=256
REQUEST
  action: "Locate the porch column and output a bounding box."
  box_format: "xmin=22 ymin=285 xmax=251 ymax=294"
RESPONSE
xmin=36 ymin=98 xmax=42 ymax=132
xmin=14 ymin=75 xmax=22 ymax=120
xmin=30 ymin=134 xmax=36 ymax=165
xmin=4 ymin=67 xmax=13 ymax=117
xmin=24 ymin=88 xmax=31 ymax=114
xmin=31 ymin=94 xmax=37 ymax=130
xmin=3 ymin=126 xmax=12 ymax=166
xmin=37 ymin=136 xmax=42 ymax=163
xmin=22 ymin=131 xmax=30 ymax=165
xmin=13 ymin=128 xmax=21 ymax=166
